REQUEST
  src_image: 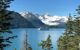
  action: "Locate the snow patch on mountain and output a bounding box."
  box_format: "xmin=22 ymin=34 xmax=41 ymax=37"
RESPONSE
xmin=20 ymin=11 xmax=68 ymax=28
xmin=39 ymin=14 xmax=68 ymax=26
xmin=20 ymin=12 xmax=44 ymax=28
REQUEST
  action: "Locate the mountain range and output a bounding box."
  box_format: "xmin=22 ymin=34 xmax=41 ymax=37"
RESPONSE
xmin=39 ymin=14 xmax=68 ymax=28
xmin=9 ymin=11 xmax=68 ymax=28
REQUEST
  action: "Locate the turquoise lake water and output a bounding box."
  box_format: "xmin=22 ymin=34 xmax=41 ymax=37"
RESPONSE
xmin=5 ymin=28 xmax=65 ymax=50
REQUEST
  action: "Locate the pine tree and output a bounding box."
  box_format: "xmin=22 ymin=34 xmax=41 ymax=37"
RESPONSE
xmin=45 ymin=35 xmax=53 ymax=50
xmin=14 ymin=48 xmax=16 ymax=50
xmin=74 ymin=5 xmax=80 ymax=35
xmin=23 ymin=32 xmax=32 ymax=50
xmin=39 ymin=40 xmax=46 ymax=50
xmin=39 ymin=34 xmax=53 ymax=50
xmin=74 ymin=5 xmax=80 ymax=50
xmin=58 ymin=14 xmax=75 ymax=50
xmin=58 ymin=5 xmax=80 ymax=50
xmin=0 ymin=0 xmax=17 ymax=50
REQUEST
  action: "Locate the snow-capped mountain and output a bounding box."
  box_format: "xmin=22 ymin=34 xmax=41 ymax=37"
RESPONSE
xmin=20 ymin=12 xmax=68 ymax=28
xmin=20 ymin=12 xmax=44 ymax=28
xmin=9 ymin=11 xmax=68 ymax=28
xmin=39 ymin=14 xmax=68 ymax=27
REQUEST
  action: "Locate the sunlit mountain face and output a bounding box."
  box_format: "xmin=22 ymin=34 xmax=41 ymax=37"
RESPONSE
xmin=39 ymin=14 xmax=68 ymax=26
xmin=38 ymin=14 xmax=68 ymax=28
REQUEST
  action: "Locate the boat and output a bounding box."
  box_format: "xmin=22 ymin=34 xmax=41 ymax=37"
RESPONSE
xmin=38 ymin=26 xmax=49 ymax=30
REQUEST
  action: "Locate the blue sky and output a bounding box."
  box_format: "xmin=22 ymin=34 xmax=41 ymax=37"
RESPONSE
xmin=10 ymin=0 xmax=80 ymax=16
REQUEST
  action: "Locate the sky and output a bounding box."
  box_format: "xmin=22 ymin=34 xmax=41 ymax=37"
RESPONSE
xmin=9 ymin=0 xmax=80 ymax=16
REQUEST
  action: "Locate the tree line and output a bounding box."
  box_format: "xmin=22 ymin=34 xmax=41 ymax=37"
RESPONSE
xmin=0 ymin=0 xmax=17 ymax=50
xmin=58 ymin=5 xmax=80 ymax=50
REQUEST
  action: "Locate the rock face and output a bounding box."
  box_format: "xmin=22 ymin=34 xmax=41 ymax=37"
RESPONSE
xmin=9 ymin=11 xmax=35 ymax=28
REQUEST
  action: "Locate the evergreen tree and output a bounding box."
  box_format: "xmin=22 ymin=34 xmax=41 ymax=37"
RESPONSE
xmin=45 ymin=35 xmax=53 ymax=50
xmin=74 ymin=5 xmax=80 ymax=35
xmin=14 ymin=48 xmax=16 ymax=50
xmin=74 ymin=5 xmax=80 ymax=50
xmin=23 ymin=32 xmax=32 ymax=50
xmin=39 ymin=34 xmax=53 ymax=50
xmin=58 ymin=5 xmax=80 ymax=50
xmin=0 ymin=0 xmax=17 ymax=50
xmin=39 ymin=41 xmax=46 ymax=50
xmin=58 ymin=14 xmax=75 ymax=50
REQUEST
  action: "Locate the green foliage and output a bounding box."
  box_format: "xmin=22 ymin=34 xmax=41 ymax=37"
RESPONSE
xmin=0 ymin=0 xmax=17 ymax=50
xmin=39 ymin=35 xmax=53 ymax=50
xmin=58 ymin=5 xmax=80 ymax=50
xmin=14 ymin=48 xmax=16 ymax=50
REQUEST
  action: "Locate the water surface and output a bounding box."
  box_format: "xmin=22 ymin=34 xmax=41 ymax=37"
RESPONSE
xmin=5 ymin=28 xmax=65 ymax=50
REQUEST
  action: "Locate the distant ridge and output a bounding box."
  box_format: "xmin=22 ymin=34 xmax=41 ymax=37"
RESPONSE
xmin=9 ymin=11 xmax=35 ymax=28
xmin=8 ymin=11 xmax=68 ymax=28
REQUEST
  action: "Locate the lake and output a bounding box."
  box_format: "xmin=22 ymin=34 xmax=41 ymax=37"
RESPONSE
xmin=5 ymin=28 xmax=65 ymax=50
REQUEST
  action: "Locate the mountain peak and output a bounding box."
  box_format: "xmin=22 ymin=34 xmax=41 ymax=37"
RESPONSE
xmin=20 ymin=11 xmax=29 ymax=16
xmin=18 ymin=11 xmax=68 ymax=28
